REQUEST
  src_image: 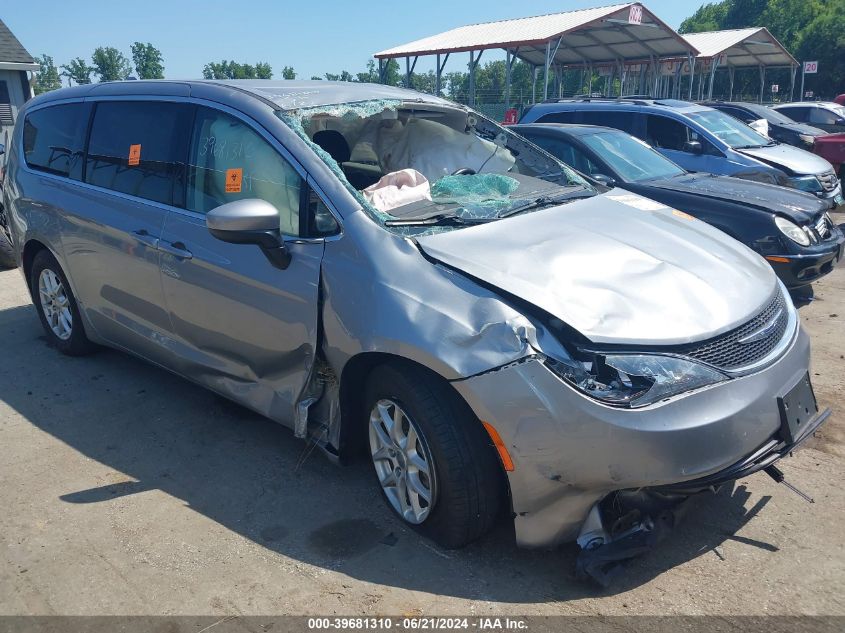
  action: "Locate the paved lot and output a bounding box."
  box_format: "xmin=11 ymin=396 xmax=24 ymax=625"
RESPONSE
xmin=1 ymin=233 xmax=844 ymax=616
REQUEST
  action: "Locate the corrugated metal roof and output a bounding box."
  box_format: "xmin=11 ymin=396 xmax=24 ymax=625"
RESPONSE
xmin=375 ymin=2 xmax=697 ymax=66
xmin=683 ymin=27 xmax=797 ymax=67
xmin=0 ymin=18 xmax=36 ymax=65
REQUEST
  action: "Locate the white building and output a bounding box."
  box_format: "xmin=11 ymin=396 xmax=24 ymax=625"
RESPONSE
xmin=0 ymin=19 xmax=38 ymax=144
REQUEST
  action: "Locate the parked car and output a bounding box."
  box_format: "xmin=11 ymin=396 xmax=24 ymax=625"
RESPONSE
xmin=519 ymin=98 xmax=843 ymax=209
xmin=4 ymin=81 xmax=829 ymax=575
xmin=810 ymin=133 xmax=845 ymax=179
xmin=773 ymin=102 xmax=845 ymax=134
xmin=702 ymin=101 xmax=826 ymax=151
xmin=512 ymin=123 xmax=844 ymax=305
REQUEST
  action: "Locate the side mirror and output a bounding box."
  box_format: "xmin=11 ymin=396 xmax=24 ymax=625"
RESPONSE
xmin=206 ymin=199 xmax=291 ymax=270
xmin=683 ymin=140 xmax=703 ymax=154
xmin=592 ymin=173 xmax=615 ymax=187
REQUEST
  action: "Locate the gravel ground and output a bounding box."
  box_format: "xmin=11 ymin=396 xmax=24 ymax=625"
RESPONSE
xmin=0 ymin=227 xmax=843 ymax=616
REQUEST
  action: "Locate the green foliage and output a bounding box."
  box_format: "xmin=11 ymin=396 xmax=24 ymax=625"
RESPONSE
xmin=91 ymin=47 xmax=132 ymax=81
xmin=282 ymin=66 xmax=296 ymax=80
xmin=61 ymin=57 xmax=94 ymax=85
xmin=202 ymin=60 xmax=272 ymax=79
xmin=130 ymin=42 xmax=164 ymax=79
xmin=34 ymin=54 xmax=61 ymax=94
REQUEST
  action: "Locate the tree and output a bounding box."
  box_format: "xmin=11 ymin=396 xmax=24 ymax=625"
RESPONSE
xmin=356 ymin=59 xmax=379 ymax=83
xmin=61 ymin=57 xmax=94 ymax=85
xmin=130 ymin=42 xmax=164 ymax=79
xmin=92 ymin=47 xmax=132 ymax=81
xmin=202 ymin=60 xmax=271 ymax=79
xmin=34 ymin=54 xmax=61 ymax=94
xmin=282 ymin=66 xmax=296 ymax=80
xmin=310 ymin=75 xmax=323 ymax=80
xmin=255 ymin=62 xmax=273 ymax=79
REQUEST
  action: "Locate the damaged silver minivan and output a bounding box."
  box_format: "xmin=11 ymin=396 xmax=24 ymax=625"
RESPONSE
xmin=4 ymin=81 xmax=830 ymax=570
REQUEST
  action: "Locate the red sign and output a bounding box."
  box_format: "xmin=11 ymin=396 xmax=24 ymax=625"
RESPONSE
xmin=502 ymin=108 xmax=518 ymax=125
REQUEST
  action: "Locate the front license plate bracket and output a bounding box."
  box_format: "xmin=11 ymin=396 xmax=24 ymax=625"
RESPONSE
xmin=778 ymin=373 xmax=818 ymax=444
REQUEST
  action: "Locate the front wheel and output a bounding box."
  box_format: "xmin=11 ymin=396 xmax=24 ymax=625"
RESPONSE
xmin=364 ymin=363 xmax=505 ymax=548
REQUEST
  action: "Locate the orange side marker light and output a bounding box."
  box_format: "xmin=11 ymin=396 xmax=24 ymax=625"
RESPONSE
xmin=766 ymin=256 xmax=791 ymax=263
xmin=482 ymin=421 xmax=515 ymax=472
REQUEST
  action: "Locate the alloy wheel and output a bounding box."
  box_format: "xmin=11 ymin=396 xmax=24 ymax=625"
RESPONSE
xmin=369 ymin=398 xmax=437 ymax=524
xmin=38 ymin=268 xmax=73 ymax=340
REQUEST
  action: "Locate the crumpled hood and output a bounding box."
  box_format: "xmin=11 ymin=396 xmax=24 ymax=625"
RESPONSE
xmin=648 ymin=173 xmax=827 ymax=222
xmin=416 ymin=191 xmax=777 ymax=346
xmin=738 ymin=143 xmax=833 ymax=176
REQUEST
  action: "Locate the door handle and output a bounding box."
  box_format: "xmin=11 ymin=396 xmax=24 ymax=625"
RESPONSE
xmin=133 ymin=229 xmax=159 ymax=248
xmin=159 ymin=240 xmax=193 ymax=260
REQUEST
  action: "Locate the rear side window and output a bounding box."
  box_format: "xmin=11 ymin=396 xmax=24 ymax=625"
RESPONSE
xmin=23 ymin=103 xmax=89 ymax=178
xmin=809 ymin=108 xmax=838 ymax=125
xmin=526 ymin=135 xmax=598 ymax=174
xmin=85 ymin=101 xmax=192 ymax=206
xmin=536 ymin=110 xmax=577 ymax=124
xmin=186 ymin=106 xmax=304 ymax=236
xmin=577 ymin=111 xmax=637 ymax=134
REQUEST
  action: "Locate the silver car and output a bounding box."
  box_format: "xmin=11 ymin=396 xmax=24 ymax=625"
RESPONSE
xmin=3 ymin=81 xmax=829 ymax=566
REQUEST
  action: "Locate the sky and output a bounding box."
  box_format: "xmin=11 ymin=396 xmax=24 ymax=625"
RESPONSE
xmin=4 ymin=0 xmax=710 ymax=81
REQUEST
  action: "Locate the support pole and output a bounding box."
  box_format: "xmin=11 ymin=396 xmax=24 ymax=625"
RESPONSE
xmin=435 ymin=53 xmax=449 ymax=97
xmin=543 ymin=40 xmax=551 ymax=100
xmin=707 ymin=56 xmax=719 ymax=100
xmin=728 ymin=66 xmax=735 ymax=100
xmin=687 ymin=54 xmax=695 ymax=100
xmin=532 ymin=65 xmax=537 ymax=103
xmin=436 ymin=54 xmax=441 ymax=96
xmin=469 ymin=51 xmax=476 ymax=106
xmin=405 ymin=56 xmax=410 ymax=89
xmin=790 ymin=63 xmax=796 ymax=102
xmin=378 ymin=59 xmax=386 ymax=84
xmin=505 ymin=50 xmax=512 ymax=108
xmin=800 ymin=62 xmax=805 ymax=101
xmin=759 ymin=65 xmax=765 ymax=103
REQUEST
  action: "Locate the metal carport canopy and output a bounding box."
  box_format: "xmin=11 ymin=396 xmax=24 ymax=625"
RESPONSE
xmin=681 ymin=27 xmax=798 ymax=101
xmin=374 ymin=2 xmax=697 ymax=66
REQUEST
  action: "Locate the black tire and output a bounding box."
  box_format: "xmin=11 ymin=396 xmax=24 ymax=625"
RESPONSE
xmin=364 ymin=362 xmax=505 ymax=548
xmin=0 ymin=207 xmax=15 ymax=269
xmin=30 ymin=250 xmax=96 ymax=356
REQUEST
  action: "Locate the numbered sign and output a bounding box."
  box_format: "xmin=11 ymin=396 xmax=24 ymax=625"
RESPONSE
xmin=628 ymin=5 xmax=643 ymax=25
xmin=803 ymin=61 xmax=818 ymax=74
xmin=771 ymin=84 xmax=779 ymax=93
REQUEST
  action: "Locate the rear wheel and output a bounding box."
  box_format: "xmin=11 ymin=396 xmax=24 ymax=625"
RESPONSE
xmin=30 ymin=250 xmax=96 ymax=355
xmin=364 ymin=362 xmax=505 ymax=548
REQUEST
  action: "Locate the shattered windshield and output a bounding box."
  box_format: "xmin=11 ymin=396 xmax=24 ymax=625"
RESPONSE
xmin=278 ymin=99 xmax=593 ymax=234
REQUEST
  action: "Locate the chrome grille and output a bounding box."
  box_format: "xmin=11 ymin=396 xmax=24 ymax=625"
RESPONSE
xmin=669 ymin=291 xmax=790 ymax=371
xmin=815 ymin=213 xmax=832 ymax=240
xmin=818 ymin=170 xmax=838 ymax=192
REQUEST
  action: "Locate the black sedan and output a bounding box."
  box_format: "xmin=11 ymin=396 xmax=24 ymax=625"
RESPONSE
xmin=702 ymin=101 xmax=826 ymax=151
xmin=512 ymin=123 xmax=844 ymax=304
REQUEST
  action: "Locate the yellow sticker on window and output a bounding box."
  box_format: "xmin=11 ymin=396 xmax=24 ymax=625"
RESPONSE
xmin=128 ymin=144 xmax=141 ymax=166
xmin=225 ymin=168 xmax=243 ymax=193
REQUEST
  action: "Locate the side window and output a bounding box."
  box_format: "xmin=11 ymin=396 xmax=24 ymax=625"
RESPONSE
xmin=186 ymin=107 xmax=303 ymax=236
xmin=306 ymin=188 xmax=340 ymax=236
xmin=23 ymin=103 xmax=89 ymax=178
xmin=809 ymin=108 xmax=837 ymax=125
xmin=536 ymin=111 xmax=577 ymax=124
xmin=723 ymin=107 xmax=753 ymax=123
xmin=578 ymin=111 xmax=636 ymax=134
xmin=645 ymin=115 xmax=690 ymax=151
xmin=85 ymin=101 xmax=192 ymax=206
xmin=782 ymin=107 xmax=810 ymax=122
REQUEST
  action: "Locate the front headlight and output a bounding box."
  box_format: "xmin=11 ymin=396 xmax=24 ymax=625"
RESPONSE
xmin=798 ymin=133 xmax=816 ymax=147
xmin=546 ymin=353 xmax=728 ymax=408
xmin=774 ymin=215 xmax=811 ymax=246
xmin=787 ymin=174 xmax=823 ymax=193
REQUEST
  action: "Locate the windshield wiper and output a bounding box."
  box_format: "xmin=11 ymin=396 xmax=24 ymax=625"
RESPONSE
xmin=496 ymin=187 xmax=595 ymax=219
xmin=735 ymin=142 xmax=777 ymax=149
xmin=384 ymin=213 xmax=494 ymax=227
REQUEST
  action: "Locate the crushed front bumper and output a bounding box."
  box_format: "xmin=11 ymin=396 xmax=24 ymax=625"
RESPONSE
xmin=452 ymin=324 xmax=814 ymax=548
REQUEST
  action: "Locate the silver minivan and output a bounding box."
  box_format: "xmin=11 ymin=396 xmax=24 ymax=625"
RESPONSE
xmin=3 ymin=81 xmax=829 ymax=566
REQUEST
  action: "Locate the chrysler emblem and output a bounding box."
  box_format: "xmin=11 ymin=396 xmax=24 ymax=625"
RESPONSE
xmin=738 ymin=308 xmax=783 ymax=345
